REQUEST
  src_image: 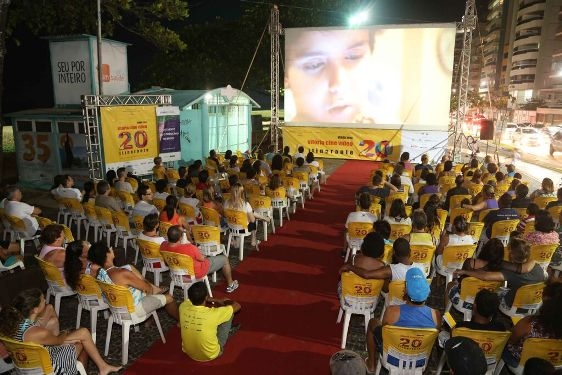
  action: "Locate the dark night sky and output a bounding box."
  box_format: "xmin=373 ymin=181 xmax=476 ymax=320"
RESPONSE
xmin=2 ymin=0 xmax=487 ymax=113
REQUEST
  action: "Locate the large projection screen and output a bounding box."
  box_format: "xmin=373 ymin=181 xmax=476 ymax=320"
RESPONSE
xmin=284 ymin=24 xmax=456 ymax=131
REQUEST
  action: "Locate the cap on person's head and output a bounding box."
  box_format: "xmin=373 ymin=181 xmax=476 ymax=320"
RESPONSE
xmin=445 ymin=337 xmax=487 ymax=375
xmin=405 ymin=267 xmax=429 ymax=302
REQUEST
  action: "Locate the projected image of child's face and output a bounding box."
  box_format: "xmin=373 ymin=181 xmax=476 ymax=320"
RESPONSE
xmin=285 ymin=30 xmax=373 ymax=124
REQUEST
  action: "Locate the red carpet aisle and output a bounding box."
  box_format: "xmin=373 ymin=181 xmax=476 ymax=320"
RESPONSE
xmin=124 ymin=160 xmax=375 ymax=374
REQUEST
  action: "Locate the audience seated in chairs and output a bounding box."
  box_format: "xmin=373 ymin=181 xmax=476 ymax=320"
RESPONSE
xmin=3 ymin=185 xmax=41 ymax=238
xmin=63 ymin=240 xmax=93 ymax=291
xmin=137 ymin=213 xmax=166 ymax=245
xmin=159 ymin=195 xmax=193 ymax=243
xmin=0 ymin=288 xmax=121 ymax=375
xmin=160 ymin=225 xmax=239 ymax=293
xmin=530 ymin=178 xmax=556 ymax=200
xmin=81 ymin=180 xmax=96 ymax=205
xmin=133 ymin=184 xmax=159 ymax=218
xmin=153 ymin=179 xmax=170 ymax=201
xmin=482 ymin=193 xmax=520 ymax=240
xmin=402 ymin=210 xmax=436 ymax=246
xmin=502 ymin=281 xmax=562 ymax=369
xmin=114 ymin=167 xmax=135 ymax=194
xmin=38 ymin=224 xmax=67 ymax=273
xmin=454 ymin=238 xmax=546 ymax=312
xmin=443 ymin=175 xmax=470 ymax=211
xmin=50 ymin=175 xmax=82 ymax=200
xmin=88 ymin=241 xmax=179 ymax=321
xmin=363 ymin=267 xmax=441 ymax=373
xmin=340 ymin=238 xmax=425 ymax=293
xmin=0 ymin=240 xmax=23 ymax=269
xmin=95 ymin=181 xmax=124 ymax=213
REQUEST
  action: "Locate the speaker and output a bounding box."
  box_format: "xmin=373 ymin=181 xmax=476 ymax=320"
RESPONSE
xmin=480 ymin=119 xmax=494 ymax=140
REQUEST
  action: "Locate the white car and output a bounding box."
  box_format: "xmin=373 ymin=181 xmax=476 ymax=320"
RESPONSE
xmin=511 ymin=127 xmax=547 ymax=147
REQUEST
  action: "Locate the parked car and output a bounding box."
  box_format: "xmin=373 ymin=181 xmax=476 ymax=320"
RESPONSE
xmin=550 ymin=130 xmax=562 ymax=155
xmin=511 ymin=127 xmax=548 ymax=147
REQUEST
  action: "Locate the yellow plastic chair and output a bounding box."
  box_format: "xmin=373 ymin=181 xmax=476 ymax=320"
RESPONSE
xmin=59 ymin=197 xmax=87 ymax=239
xmin=467 ymin=221 xmax=485 ymax=243
xmin=336 ymin=272 xmax=384 ymax=349
xmin=375 ymin=326 xmax=439 ymax=375
xmin=495 ymin=183 xmax=510 ymax=197
xmin=467 ymin=183 xmax=484 ymax=197
xmin=513 ymin=207 xmax=528 ymax=219
xmin=363 ymin=202 xmax=382 ymax=219
xmin=160 ymin=250 xmax=212 ymax=299
xmin=96 ymin=280 xmax=166 ymax=365
xmin=200 ymin=206 xmax=225 ymax=233
xmin=439 ymin=175 xmax=456 ymax=187
xmin=0 ymin=336 xmax=87 ymax=375
xmin=344 ymin=222 xmax=374 ymax=262
xmin=410 ymin=244 xmax=436 ymax=277
xmin=243 ymin=183 xmax=261 ymax=197
xmin=117 ymin=191 xmax=136 ymax=212
xmin=5 ymin=215 xmax=40 ymax=255
xmin=125 ymin=177 xmax=139 ymax=192
xmin=439 ymin=183 xmax=456 ymax=196
xmin=36 ymin=216 xmax=55 ymax=230
xmin=548 ymin=205 xmax=562 ymax=229
xmin=447 ymin=277 xmax=502 ymax=321
xmin=224 ymin=208 xmax=253 ymax=261
xmin=54 ymin=196 xmax=72 ymax=226
xmin=529 ymin=243 xmax=558 ymax=272
xmin=132 ymin=215 xmax=144 ymax=232
xmin=152 ymin=198 xmax=166 ymax=212
xmin=385 ymin=194 xmax=408 ymax=216
xmin=136 ymin=239 xmax=169 ymax=287
xmin=75 ymin=274 xmax=109 ymax=344
xmin=178 ymin=203 xmax=198 ymax=225
xmin=436 ymin=328 xmax=511 ymax=375
xmin=380 ymin=279 xmax=432 ymax=318
xmin=389 ymin=223 xmax=412 ymax=241
xmin=35 ymin=256 xmax=76 ymax=315
xmin=94 ymin=206 xmax=117 ymax=247
xmin=175 ymin=186 xmax=186 ymax=198
xmin=534 ymin=196 xmax=558 ymax=210
xmin=499 ymin=282 xmax=545 ymax=325
xmin=449 ymin=194 xmax=472 ymax=213
xmin=111 ymin=211 xmax=139 ymax=263
xmin=435 ymin=244 xmax=477 ymax=283
xmin=494 ymin=338 xmax=562 ymax=375
xmin=248 ymin=195 xmax=275 ymax=241
xmin=478 ymin=208 xmax=498 ymax=222
xmin=158 ymin=221 xmax=174 ymax=239
xmin=266 ymin=186 xmax=290 ymax=226
xmin=523 ymin=220 xmax=535 ymax=234
xmin=293 ymin=171 xmax=312 ymax=200
xmin=449 ymin=208 xmax=473 ymax=227
xmin=0 ymin=207 xmax=15 ymax=241
xmin=382 ymin=243 xmax=393 ymax=265
xmin=82 ymin=203 xmax=103 ymax=242
xmin=192 ymin=224 xmax=225 ymax=282
xmin=436 ymin=208 xmax=448 ymax=233
xmin=490 ymin=219 xmax=520 ymax=246
xmin=419 ymin=193 xmax=441 ymax=210
xmin=283 ymin=176 xmax=304 ymax=210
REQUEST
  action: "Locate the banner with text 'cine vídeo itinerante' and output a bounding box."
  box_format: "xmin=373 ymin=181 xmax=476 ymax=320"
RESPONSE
xmin=282 ymin=127 xmax=402 ymax=161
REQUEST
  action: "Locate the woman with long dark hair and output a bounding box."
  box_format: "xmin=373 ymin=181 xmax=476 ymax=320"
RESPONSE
xmin=160 ymin=195 xmax=192 ymax=241
xmin=0 ymin=289 xmax=120 ymax=375
xmin=63 ymin=240 xmax=91 ymax=291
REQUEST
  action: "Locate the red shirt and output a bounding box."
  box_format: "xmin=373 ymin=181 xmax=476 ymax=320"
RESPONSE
xmin=160 ymin=241 xmax=209 ymax=279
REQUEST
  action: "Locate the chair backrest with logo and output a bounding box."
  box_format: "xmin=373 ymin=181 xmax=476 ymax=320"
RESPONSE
xmin=35 ymin=256 xmax=67 ymax=289
xmin=200 ymin=207 xmax=222 ymax=228
xmin=410 ymin=244 xmax=436 ymax=276
xmin=529 ymin=243 xmax=558 ymax=271
xmin=160 ymin=250 xmax=196 ymax=277
xmin=378 ymin=326 xmax=438 ymax=373
xmin=224 ymin=209 xmax=249 ymax=231
xmin=467 ymin=222 xmax=485 ymax=242
xmin=449 ymin=208 xmax=473 ymax=226
xmin=441 ymin=244 xmax=478 ymax=271
xmin=389 ymin=223 xmax=412 ymax=241
xmin=452 ymin=328 xmax=511 ymax=371
xmin=478 ymin=208 xmax=498 ymax=222
xmin=0 ymin=336 xmax=54 ymax=374
xmin=341 ymin=272 xmax=384 ymax=299
xmin=192 ymin=225 xmax=223 ymax=256
xmin=534 ymin=196 xmax=558 ymax=210
xmin=152 ymin=198 xmax=166 ymax=212
xmin=347 ymin=222 xmax=374 ymax=242
xmin=491 ymin=219 xmax=520 ymax=245
xmin=96 ymin=280 xmax=135 ymax=316
xmin=449 ymin=195 xmax=473 ymax=212
xmin=519 ymin=338 xmax=562 ymax=369
xmin=178 ymin=203 xmax=197 ymax=221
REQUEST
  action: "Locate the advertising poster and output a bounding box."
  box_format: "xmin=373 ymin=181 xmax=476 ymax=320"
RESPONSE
xmin=58 ymin=133 xmax=88 ymax=170
xmin=16 ymin=132 xmax=58 ymax=185
xmin=156 ymin=106 xmax=181 ymax=162
xmin=100 ymin=106 xmax=158 ymax=172
xmin=282 ymin=127 xmax=402 ymax=161
xmin=401 ymin=130 xmax=449 ymax=164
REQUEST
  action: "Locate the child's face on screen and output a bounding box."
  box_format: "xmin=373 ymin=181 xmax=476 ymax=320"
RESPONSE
xmin=286 ymin=30 xmax=373 ymax=124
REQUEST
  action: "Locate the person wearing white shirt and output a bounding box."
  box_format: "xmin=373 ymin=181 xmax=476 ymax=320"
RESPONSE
xmin=114 ymin=167 xmax=135 ymax=194
xmin=136 ymin=214 xmax=166 ymax=245
xmin=394 ymin=163 xmax=414 ymax=198
xmin=3 ymin=185 xmax=41 ymax=237
xmin=293 ymin=145 xmax=305 ymax=162
xmin=51 ymin=175 xmax=82 ymax=200
xmin=344 ymin=193 xmax=377 ymax=256
xmin=133 ymin=184 xmax=159 ymax=218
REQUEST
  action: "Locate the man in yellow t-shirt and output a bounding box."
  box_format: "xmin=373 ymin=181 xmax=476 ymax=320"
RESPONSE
xmin=179 ymin=282 xmax=242 ymax=361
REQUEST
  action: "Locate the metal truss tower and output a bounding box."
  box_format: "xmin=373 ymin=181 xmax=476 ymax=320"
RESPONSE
xmin=452 ymin=0 xmax=477 ymax=159
xmin=82 ymin=94 xmax=172 ymax=181
xmin=269 ymin=5 xmax=281 ymax=151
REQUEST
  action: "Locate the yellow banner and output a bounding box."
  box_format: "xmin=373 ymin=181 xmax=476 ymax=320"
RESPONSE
xmin=100 ymin=106 xmax=158 ymax=164
xmin=282 ymin=127 xmax=402 ymax=161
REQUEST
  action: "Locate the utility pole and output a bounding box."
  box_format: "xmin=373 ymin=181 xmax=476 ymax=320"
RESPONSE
xmin=269 ymin=5 xmax=281 ymax=151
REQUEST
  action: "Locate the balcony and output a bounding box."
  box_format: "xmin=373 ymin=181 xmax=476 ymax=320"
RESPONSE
xmin=516 ymin=18 xmax=544 ymax=31
xmin=518 ymin=1 xmax=546 ymax=15
xmin=514 ymin=35 xmax=541 ymax=47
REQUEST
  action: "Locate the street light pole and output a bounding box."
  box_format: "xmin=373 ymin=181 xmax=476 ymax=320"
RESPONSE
xmin=97 ymin=0 xmax=103 ymax=95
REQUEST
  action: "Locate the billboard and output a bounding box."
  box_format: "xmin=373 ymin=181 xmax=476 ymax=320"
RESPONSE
xmin=284 ymin=24 xmax=456 ymax=131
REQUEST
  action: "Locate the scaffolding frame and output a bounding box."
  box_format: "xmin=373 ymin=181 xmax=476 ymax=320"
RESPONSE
xmin=270 ymin=5 xmax=282 ymax=152
xmin=81 ymin=94 xmax=172 ymax=181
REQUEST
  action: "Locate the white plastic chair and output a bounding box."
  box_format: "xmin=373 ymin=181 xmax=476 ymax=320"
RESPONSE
xmin=75 ymin=274 xmax=109 ymax=344
xmin=0 ymin=258 xmax=24 ymax=273
xmin=337 ymin=272 xmax=383 ymax=349
xmin=35 ymin=256 xmax=76 ymax=316
xmin=96 ymin=280 xmax=166 ymax=365
xmin=137 ymin=238 xmax=169 ymax=287
xmin=160 ymin=250 xmax=213 ymax=299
